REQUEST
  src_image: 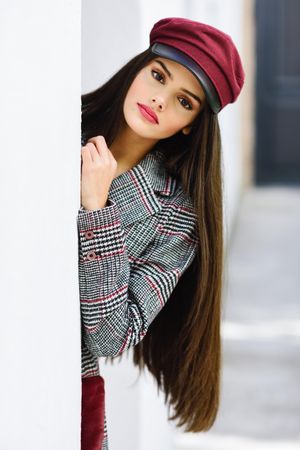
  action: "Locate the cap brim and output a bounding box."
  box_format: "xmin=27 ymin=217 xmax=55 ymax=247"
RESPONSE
xmin=151 ymin=43 xmax=221 ymax=114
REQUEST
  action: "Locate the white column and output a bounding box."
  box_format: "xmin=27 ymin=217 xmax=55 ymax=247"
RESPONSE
xmin=0 ymin=1 xmax=81 ymax=449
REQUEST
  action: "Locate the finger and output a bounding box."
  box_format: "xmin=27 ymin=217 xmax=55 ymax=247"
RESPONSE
xmin=81 ymin=145 xmax=93 ymax=164
xmin=84 ymin=142 xmax=101 ymax=162
xmin=88 ymin=135 xmax=108 ymax=157
xmin=95 ymin=138 xmax=115 ymax=164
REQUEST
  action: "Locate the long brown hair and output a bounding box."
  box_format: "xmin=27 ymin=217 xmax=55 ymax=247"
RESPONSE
xmin=82 ymin=48 xmax=223 ymax=432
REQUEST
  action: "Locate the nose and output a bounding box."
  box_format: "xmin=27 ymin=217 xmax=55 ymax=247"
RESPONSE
xmin=151 ymin=95 xmax=166 ymax=112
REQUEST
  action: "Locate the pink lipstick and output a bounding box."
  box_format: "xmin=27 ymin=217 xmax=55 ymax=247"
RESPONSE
xmin=137 ymin=103 xmax=159 ymax=124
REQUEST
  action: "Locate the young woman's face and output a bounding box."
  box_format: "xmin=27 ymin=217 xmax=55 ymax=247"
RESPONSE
xmin=123 ymin=57 xmax=206 ymax=141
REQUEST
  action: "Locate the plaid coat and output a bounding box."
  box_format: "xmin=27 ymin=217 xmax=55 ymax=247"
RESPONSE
xmin=77 ymin=148 xmax=199 ymax=449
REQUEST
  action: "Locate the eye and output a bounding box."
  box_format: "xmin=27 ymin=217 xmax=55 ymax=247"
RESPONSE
xmin=178 ymin=97 xmax=193 ymax=110
xmin=151 ymin=69 xmax=165 ymax=84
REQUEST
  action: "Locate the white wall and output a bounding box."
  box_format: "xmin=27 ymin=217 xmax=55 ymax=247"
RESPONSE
xmin=0 ymin=1 xmax=81 ymax=449
xmin=82 ymin=1 xmax=245 ymax=449
xmin=139 ymin=0 xmax=186 ymax=49
xmin=82 ymin=0 xmax=141 ymax=93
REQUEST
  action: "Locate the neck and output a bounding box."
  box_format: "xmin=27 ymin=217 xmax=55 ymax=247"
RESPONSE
xmin=110 ymin=124 xmax=159 ymax=176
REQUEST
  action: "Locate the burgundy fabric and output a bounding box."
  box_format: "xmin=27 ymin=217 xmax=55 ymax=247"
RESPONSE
xmin=81 ymin=375 xmax=105 ymax=450
xmin=150 ymin=17 xmax=245 ymax=110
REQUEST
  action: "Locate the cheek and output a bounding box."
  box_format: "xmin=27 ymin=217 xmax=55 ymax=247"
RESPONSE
xmin=160 ymin=111 xmax=190 ymax=136
xmin=124 ymin=72 xmax=146 ymax=103
xmin=123 ymin=89 xmax=136 ymax=120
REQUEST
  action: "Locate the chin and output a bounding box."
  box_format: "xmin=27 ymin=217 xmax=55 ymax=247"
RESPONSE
xmin=124 ymin=116 xmax=160 ymax=139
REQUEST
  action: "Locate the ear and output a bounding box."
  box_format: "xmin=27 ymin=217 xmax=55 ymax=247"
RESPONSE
xmin=182 ymin=126 xmax=192 ymax=135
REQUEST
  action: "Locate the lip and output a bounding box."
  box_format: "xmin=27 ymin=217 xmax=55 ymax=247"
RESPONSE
xmin=137 ymin=103 xmax=159 ymax=124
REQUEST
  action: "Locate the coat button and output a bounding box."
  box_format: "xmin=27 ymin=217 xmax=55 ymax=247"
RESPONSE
xmin=85 ymin=230 xmax=95 ymax=240
xmin=86 ymin=251 xmax=97 ymax=261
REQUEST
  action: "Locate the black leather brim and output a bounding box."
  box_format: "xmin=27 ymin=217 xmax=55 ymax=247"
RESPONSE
xmin=151 ymin=42 xmax=221 ymax=114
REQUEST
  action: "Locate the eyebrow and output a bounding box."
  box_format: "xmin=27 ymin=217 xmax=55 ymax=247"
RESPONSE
xmin=154 ymin=59 xmax=202 ymax=105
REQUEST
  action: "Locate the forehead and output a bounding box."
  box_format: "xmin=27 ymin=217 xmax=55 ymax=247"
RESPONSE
xmin=148 ymin=56 xmax=205 ymax=100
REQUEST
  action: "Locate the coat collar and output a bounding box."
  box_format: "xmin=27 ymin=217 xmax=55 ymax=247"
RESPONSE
xmin=109 ymin=148 xmax=177 ymax=227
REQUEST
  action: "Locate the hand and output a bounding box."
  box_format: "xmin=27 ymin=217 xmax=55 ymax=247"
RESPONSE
xmin=80 ymin=136 xmax=118 ymax=210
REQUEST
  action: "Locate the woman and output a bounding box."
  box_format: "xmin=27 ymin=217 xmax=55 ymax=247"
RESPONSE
xmin=78 ymin=17 xmax=245 ymax=450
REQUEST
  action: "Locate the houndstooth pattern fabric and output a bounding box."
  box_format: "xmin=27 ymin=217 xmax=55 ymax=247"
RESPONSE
xmin=77 ymin=148 xmax=199 ymax=450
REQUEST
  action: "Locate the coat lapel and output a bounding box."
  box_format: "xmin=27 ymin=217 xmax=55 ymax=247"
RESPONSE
xmin=109 ymin=149 xmax=176 ymax=228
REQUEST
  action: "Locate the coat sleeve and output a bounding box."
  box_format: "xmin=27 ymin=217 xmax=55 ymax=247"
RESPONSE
xmin=77 ymin=199 xmax=198 ymax=357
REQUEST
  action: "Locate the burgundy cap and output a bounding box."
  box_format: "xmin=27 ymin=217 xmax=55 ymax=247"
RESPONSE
xmin=149 ymin=17 xmax=245 ymax=113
